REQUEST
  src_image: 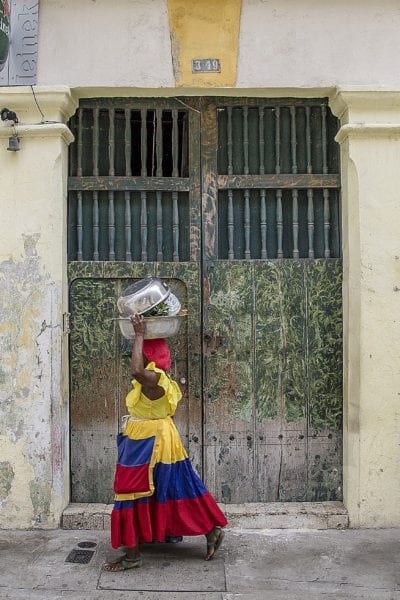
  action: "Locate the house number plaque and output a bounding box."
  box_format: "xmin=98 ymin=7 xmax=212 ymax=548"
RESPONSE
xmin=192 ymin=58 xmax=221 ymax=73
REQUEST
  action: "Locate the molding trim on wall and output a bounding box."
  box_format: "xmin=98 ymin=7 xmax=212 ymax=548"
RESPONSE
xmin=336 ymin=123 xmax=400 ymax=144
xmin=0 ymin=122 xmax=74 ymax=145
xmin=330 ymin=88 xmax=400 ymax=122
xmin=0 ymin=86 xmax=78 ymax=123
xmin=71 ymin=86 xmax=336 ymax=99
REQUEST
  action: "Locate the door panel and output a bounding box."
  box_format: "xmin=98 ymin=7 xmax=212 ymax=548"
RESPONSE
xmin=202 ymin=260 xmax=342 ymax=502
xmin=69 ymin=263 xmax=201 ymax=503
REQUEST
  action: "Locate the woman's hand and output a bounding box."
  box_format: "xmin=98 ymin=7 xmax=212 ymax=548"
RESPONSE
xmin=130 ymin=314 xmax=146 ymax=337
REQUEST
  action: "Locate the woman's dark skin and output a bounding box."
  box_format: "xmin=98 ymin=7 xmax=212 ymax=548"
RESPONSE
xmin=130 ymin=314 xmax=164 ymax=400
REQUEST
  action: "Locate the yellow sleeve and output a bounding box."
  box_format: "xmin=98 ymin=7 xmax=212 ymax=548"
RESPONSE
xmin=125 ymin=379 xmax=141 ymax=410
xmin=149 ymin=363 xmax=183 ymax=416
xmin=165 ymin=378 xmax=183 ymax=415
xmin=125 ymin=362 xmax=182 ymax=416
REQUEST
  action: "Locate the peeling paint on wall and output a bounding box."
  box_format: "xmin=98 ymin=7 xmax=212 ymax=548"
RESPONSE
xmin=0 ymin=462 xmax=14 ymax=501
xmin=0 ymin=234 xmax=65 ymax=527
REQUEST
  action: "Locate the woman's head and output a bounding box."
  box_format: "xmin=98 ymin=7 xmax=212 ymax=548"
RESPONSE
xmin=142 ymin=338 xmax=171 ymax=371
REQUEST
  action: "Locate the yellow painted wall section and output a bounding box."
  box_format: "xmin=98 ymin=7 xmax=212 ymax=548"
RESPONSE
xmin=168 ymin=0 xmax=242 ymax=87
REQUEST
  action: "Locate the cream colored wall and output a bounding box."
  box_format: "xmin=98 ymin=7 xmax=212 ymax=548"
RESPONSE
xmin=0 ymin=89 xmax=77 ymax=527
xmin=37 ymin=0 xmax=400 ymax=89
xmin=37 ymin=0 xmax=174 ymax=88
xmin=331 ymin=90 xmax=400 ymax=527
xmin=238 ymin=0 xmax=400 ymax=88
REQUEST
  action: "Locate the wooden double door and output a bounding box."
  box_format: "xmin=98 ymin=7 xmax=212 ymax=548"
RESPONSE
xmin=68 ymin=97 xmax=342 ymax=504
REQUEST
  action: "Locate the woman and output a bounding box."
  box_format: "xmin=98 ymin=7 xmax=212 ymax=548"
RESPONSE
xmin=104 ymin=314 xmax=227 ymax=572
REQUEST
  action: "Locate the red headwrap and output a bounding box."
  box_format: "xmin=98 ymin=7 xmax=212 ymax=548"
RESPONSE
xmin=142 ymin=338 xmax=171 ymax=371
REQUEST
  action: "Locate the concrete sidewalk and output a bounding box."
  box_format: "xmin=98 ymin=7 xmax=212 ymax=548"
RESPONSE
xmin=0 ymin=527 xmax=399 ymax=599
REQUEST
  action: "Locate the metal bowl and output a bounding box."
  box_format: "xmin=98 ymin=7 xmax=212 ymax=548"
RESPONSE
xmin=117 ymin=278 xmax=170 ymax=316
xmin=118 ymin=315 xmax=185 ymax=340
xmin=164 ymin=292 xmax=181 ymax=316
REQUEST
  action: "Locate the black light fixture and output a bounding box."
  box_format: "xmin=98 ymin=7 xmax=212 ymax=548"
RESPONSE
xmin=1 ymin=108 xmax=20 ymax=151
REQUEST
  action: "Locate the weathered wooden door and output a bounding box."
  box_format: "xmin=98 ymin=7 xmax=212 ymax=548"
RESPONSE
xmin=201 ymin=99 xmax=342 ymax=502
xmin=67 ymin=99 xmax=202 ymax=502
xmin=68 ymin=97 xmax=342 ymax=504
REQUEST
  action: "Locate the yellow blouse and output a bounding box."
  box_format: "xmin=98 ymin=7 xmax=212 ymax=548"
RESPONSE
xmin=125 ymin=362 xmax=182 ymax=419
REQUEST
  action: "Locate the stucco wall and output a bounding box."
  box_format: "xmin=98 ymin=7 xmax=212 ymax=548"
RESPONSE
xmin=238 ymin=0 xmax=400 ymax=88
xmin=37 ymin=0 xmax=175 ymax=88
xmin=36 ymin=0 xmax=400 ymax=89
xmin=331 ymin=91 xmax=400 ymax=527
xmin=0 ymin=91 xmax=76 ymax=527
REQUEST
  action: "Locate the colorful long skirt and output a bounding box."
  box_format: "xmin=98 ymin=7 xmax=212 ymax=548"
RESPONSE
xmin=111 ymin=416 xmax=227 ymax=549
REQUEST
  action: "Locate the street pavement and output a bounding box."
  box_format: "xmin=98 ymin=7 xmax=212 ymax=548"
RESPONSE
xmin=0 ymin=527 xmax=399 ymax=599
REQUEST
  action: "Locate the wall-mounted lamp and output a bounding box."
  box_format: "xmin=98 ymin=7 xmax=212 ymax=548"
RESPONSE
xmin=1 ymin=108 xmax=20 ymax=151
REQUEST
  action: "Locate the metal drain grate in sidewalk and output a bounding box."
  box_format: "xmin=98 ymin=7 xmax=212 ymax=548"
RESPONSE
xmin=65 ymin=549 xmax=95 ymax=564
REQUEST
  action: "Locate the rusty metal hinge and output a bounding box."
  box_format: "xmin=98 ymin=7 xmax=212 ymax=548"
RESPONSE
xmin=63 ymin=312 xmax=71 ymax=335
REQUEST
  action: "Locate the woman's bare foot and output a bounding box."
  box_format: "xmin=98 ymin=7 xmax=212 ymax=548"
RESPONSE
xmin=205 ymin=526 xmax=225 ymax=560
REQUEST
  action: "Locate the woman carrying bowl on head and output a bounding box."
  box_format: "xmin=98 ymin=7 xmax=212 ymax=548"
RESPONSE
xmin=104 ymin=314 xmax=227 ymax=572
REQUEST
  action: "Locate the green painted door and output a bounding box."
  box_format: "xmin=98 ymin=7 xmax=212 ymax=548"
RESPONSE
xmin=201 ymin=99 xmax=342 ymax=502
xmin=68 ymin=97 xmax=342 ymax=504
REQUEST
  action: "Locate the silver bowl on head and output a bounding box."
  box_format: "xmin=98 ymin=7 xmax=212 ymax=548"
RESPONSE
xmin=118 ymin=315 xmax=185 ymax=340
xmin=117 ymin=278 xmax=170 ymax=316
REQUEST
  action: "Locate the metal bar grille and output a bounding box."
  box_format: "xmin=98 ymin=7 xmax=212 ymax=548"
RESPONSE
xmin=68 ymin=104 xmax=191 ymax=262
xmin=217 ymin=100 xmax=340 ymax=260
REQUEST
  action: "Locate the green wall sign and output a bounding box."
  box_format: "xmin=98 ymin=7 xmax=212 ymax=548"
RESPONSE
xmin=0 ymin=0 xmax=10 ymax=73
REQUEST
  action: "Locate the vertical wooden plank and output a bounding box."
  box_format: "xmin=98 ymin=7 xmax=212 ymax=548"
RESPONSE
xmin=124 ymin=108 xmax=132 ymax=261
xmin=108 ymin=108 xmax=116 ymax=261
xmin=275 ymin=107 xmax=283 ymax=258
xmin=204 ymin=262 xmax=255 ymax=502
xmin=201 ymin=99 xmax=219 ymax=262
xmin=321 ymin=105 xmax=331 ymax=258
xmin=254 ymin=261 xmax=308 ymax=501
xmin=140 ymin=109 xmax=148 ymax=261
xmin=227 ymin=107 xmax=234 ymax=260
xmin=243 ymin=107 xmax=251 ymax=259
xmin=259 ymin=106 xmax=267 ymax=259
xmin=201 ymin=98 xmax=219 ymax=487
xmin=93 ymin=107 xmax=100 ymax=261
xmin=276 ymin=190 xmax=283 ymax=259
xmin=305 ymin=106 xmax=315 ymax=259
xmin=140 ymin=192 xmax=148 ymax=261
xmin=76 ymin=108 xmax=83 ymax=261
xmin=306 ymin=261 xmax=343 ymax=500
xmin=290 ymin=107 xmax=299 ymax=258
xmin=156 ymin=109 xmax=163 ymax=262
xmin=70 ymin=278 xmax=117 ymax=502
xmin=172 ymin=109 xmax=180 ymax=262
xmin=188 ymin=102 xmax=201 ymax=263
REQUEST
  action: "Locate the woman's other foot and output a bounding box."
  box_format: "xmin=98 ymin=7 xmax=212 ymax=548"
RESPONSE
xmin=103 ymin=554 xmax=142 ymax=572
